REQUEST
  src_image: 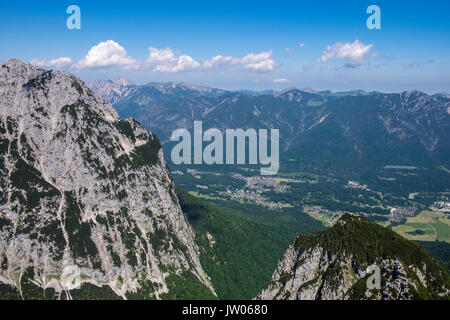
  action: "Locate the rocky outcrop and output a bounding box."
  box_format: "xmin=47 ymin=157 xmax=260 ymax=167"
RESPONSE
xmin=0 ymin=60 xmax=214 ymax=299
xmin=256 ymin=214 xmax=449 ymax=300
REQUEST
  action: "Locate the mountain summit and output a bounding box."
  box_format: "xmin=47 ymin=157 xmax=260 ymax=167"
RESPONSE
xmin=0 ymin=60 xmax=214 ymax=299
xmin=256 ymin=214 xmax=449 ymax=300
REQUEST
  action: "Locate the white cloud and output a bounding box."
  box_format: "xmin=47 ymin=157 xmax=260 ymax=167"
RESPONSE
xmin=299 ymin=43 xmax=307 ymax=48
xmin=203 ymin=50 xmax=277 ymax=73
xmin=31 ymin=42 xmax=277 ymax=74
xmin=273 ymin=78 xmax=289 ymax=83
xmin=146 ymin=47 xmax=200 ymax=73
xmin=75 ymin=40 xmax=137 ymax=69
xmin=30 ymin=57 xmax=73 ymax=68
xmin=316 ymin=40 xmax=374 ymax=68
xmin=203 ymin=55 xmax=237 ymax=70
xmin=241 ymin=51 xmax=276 ymax=72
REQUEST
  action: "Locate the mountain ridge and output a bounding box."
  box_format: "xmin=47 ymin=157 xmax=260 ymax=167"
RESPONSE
xmin=0 ymin=59 xmax=215 ymax=299
xmin=88 ymin=78 xmax=448 ymax=100
xmin=256 ymin=214 xmax=450 ymax=300
xmin=94 ymin=79 xmax=449 ymax=173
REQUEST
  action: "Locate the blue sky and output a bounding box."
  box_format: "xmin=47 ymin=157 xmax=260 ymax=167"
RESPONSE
xmin=1 ymin=0 xmax=449 ymax=93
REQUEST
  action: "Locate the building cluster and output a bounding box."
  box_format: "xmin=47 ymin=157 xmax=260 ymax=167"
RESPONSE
xmin=347 ymin=181 xmax=371 ymax=192
xmin=430 ymin=201 xmax=450 ymax=213
xmin=220 ymin=189 xmax=290 ymax=210
xmin=303 ymin=205 xmax=347 ymax=218
xmin=389 ymin=206 xmax=417 ymax=223
xmin=232 ymin=173 xmax=287 ymax=193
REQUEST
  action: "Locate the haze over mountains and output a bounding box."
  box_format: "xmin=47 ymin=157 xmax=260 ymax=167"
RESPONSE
xmin=89 ymin=80 xmax=450 ymax=172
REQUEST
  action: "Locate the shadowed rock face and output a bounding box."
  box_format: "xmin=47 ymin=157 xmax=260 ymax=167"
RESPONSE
xmin=256 ymin=214 xmax=450 ymax=300
xmin=0 ymin=60 xmax=214 ymax=299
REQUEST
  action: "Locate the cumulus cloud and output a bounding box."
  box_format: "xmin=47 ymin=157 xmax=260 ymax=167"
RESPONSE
xmin=202 ymin=55 xmax=236 ymax=70
xmin=241 ymin=51 xmax=277 ymax=72
xmin=30 ymin=57 xmax=73 ymax=68
xmin=31 ymin=41 xmax=277 ymax=74
xmin=316 ymin=40 xmax=374 ymax=68
xmin=75 ymin=40 xmax=137 ymax=69
xmin=299 ymin=43 xmax=307 ymax=48
xmin=203 ymin=50 xmax=277 ymax=73
xmin=146 ymin=47 xmax=200 ymax=73
xmin=273 ymin=78 xmax=289 ymax=83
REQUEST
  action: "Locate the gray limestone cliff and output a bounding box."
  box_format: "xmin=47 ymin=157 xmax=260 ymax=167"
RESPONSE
xmin=0 ymin=60 xmax=215 ymax=299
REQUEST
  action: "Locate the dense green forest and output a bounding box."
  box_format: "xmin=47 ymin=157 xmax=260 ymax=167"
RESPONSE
xmin=418 ymin=241 xmax=450 ymax=274
xmin=177 ymin=188 xmax=323 ymax=299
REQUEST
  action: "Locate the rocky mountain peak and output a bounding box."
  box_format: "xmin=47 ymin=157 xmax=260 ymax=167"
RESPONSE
xmin=0 ymin=60 xmax=214 ymax=300
xmin=2 ymin=59 xmax=118 ymax=122
xmin=1 ymin=59 xmax=44 ymax=85
xmin=256 ymin=214 xmax=449 ymax=300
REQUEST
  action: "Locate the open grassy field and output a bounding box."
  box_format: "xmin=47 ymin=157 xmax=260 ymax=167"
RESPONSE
xmin=391 ymin=211 xmax=450 ymax=243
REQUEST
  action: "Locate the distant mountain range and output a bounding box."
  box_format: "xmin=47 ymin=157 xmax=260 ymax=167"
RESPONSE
xmin=87 ymin=79 xmax=231 ymax=104
xmin=88 ymin=79 xmax=389 ymax=102
xmin=0 ymin=62 xmax=449 ymax=300
xmin=89 ymin=80 xmax=450 ymax=172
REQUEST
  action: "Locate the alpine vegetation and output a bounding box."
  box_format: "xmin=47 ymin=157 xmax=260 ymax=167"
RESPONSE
xmin=256 ymin=214 xmax=450 ymax=300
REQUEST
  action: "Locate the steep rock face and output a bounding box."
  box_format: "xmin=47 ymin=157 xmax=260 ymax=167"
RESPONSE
xmin=0 ymin=60 xmax=214 ymax=299
xmin=256 ymin=214 xmax=449 ymax=300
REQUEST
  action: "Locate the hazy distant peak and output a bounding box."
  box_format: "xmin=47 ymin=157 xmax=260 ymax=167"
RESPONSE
xmin=275 ymin=87 xmax=299 ymax=96
xmin=300 ymin=87 xmax=318 ymax=94
xmin=432 ymin=92 xmax=450 ymax=99
xmin=111 ymin=77 xmax=131 ymax=86
xmin=400 ymin=90 xmax=429 ymax=100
